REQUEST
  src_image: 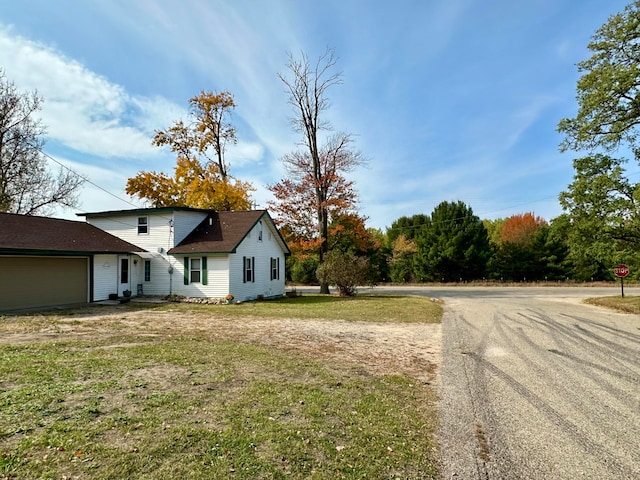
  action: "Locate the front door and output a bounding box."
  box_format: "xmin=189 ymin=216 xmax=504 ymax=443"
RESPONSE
xmin=119 ymin=257 xmax=131 ymax=296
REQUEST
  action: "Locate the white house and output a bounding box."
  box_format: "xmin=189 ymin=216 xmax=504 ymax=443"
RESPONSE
xmin=0 ymin=207 xmax=290 ymax=311
xmin=80 ymin=207 xmax=290 ymax=302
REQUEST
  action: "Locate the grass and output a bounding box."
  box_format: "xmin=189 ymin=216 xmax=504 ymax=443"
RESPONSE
xmin=584 ymin=295 xmax=640 ymax=313
xmin=0 ymin=295 xmax=441 ymax=479
xmin=164 ymin=294 xmax=443 ymax=324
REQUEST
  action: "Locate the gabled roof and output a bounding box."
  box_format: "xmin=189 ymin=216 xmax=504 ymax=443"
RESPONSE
xmin=168 ymin=210 xmax=290 ymax=255
xmin=0 ymin=212 xmax=145 ymax=255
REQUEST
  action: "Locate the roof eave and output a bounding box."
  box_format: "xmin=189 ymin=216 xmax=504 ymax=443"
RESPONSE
xmin=166 ymin=249 xmax=235 ymax=255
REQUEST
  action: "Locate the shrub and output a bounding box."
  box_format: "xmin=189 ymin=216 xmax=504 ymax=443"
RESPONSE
xmin=316 ymin=251 xmax=371 ymax=296
xmin=290 ymin=256 xmax=319 ymax=284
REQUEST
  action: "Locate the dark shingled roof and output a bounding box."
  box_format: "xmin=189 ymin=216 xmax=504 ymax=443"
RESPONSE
xmin=168 ymin=210 xmax=290 ymax=255
xmin=0 ymin=212 xmax=145 ymax=254
xmin=77 ymin=206 xmax=211 ymax=218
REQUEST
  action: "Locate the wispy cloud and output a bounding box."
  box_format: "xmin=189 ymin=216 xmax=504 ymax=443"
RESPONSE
xmin=0 ymin=25 xmax=179 ymax=159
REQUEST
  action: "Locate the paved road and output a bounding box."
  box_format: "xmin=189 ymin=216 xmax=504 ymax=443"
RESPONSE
xmin=304 ymin=285 xmax=640 ymax=479
xmin=372 ymin=286 xmax=640 ymax=480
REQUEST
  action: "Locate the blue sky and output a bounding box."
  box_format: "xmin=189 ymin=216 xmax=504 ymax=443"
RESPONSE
xmin=0 ymin=0 xmax=631 ymax=230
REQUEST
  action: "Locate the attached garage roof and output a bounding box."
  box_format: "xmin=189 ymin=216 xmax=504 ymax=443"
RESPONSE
xmin=0 ymin=212 xmax=145 ymax=255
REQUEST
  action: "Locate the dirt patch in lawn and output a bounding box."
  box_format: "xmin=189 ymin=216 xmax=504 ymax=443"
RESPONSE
xmin=0 ymin=305 xmax=441 ymax=384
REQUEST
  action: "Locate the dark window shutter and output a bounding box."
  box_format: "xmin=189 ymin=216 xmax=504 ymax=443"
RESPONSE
xmin=202 ymin=257 xmax=208 ymax=285
xmin=183 ymin=257 xmax=189 ymax=285
xmin=252 ymin=257 xmax=255 ymax=283
xmin=277 ymin=257 xmax=280 ymax=280
xmin=243 ymin=256 xmax=246 ymax=283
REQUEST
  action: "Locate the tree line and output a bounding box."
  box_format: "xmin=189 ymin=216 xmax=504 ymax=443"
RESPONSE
xmin=286 ymin=201 xmax=637 ymax=290
xmin=4 ymin=2 xmax=640 ymax=294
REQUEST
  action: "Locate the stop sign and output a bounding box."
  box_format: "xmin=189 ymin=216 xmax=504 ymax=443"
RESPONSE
xmin=613 ymin=264 xmax=630 ymax=277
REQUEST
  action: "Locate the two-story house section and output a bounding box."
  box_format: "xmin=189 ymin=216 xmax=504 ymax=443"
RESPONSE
xmin=80 ymin=207 xmax=209 ymax=298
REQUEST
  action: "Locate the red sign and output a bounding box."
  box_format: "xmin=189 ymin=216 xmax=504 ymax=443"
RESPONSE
xmin=613 ymin=264 xmax=630 ymax=278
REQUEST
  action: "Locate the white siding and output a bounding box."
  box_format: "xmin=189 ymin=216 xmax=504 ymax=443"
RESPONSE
xmin=87 ymin=211 xmax=207 ymax=252
xmin=131 ymin=254 xmax=176 ymax=297
xmin=87 ymin=213 xmax=174 ymax=252
xmin=173 ymin=211 xmax=208 ymax=245
xmin=173 ymin=255 xmax=230 ymax=299
xmin=229 ymin=220 xmax=286 ymax=301
xmin=93 ymin=254 xmax=119 ymax=301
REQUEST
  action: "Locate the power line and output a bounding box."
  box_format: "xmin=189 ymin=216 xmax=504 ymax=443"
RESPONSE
xmin=38 ymin=147 xmax=180 ymax=231
xmin=39 ymin=147 xmax=142 ymax=210
xmin=385 ymin=195 xmax=562 ymax=234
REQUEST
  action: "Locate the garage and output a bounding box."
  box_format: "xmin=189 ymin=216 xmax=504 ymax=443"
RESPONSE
xmin=0 ymin=256 xmax=89 ymax=311
xmin=1 ymin=212 xmax=145 ymax=313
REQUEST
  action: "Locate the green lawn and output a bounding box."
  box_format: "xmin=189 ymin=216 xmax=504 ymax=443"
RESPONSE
xmin=163 ymin=294 xmax=443 ymax=323
xmin=0 ymin=295 xmax=441 ymax=479
xmin=584 ymin=295 xmax=640 ymax=313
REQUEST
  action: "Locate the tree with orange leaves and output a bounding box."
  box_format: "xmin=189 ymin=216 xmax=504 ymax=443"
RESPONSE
xmin=488 ymin=212 xmax=571 ymax=281
xmin=499 ymin=212 xmax=547 ymax=246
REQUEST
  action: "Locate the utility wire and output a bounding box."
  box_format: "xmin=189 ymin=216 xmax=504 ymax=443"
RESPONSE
xmin=38 ymin=147 xmax=181 ymax=230
xmin=39 ymin=147 xmax=142 ymax=210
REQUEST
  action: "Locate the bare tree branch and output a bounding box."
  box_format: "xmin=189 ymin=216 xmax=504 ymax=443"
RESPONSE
xmin=0 ymin=70 xmax=83 ymax=216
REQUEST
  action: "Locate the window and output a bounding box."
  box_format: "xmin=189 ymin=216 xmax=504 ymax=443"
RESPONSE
xmin=190 ymin=258 xmax=201 ymax=283
xmin=258 ymin=220 xmax=263 ymax=241
xmin=270 ymin=257 xmax=280 ymax=280
xmin=137 ymin=216 xmax=149 ymax=235
xmin=183 ymin=257 xmax=207 ymax=285
xmin=144 ymin=260 xmax=151 ymax=282
xmin=243 ymin=256 xmax=255 ymax=283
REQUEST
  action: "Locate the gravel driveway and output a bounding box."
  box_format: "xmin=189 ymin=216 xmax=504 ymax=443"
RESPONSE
xmin=425 ymin=287 xmax=640 ymax=480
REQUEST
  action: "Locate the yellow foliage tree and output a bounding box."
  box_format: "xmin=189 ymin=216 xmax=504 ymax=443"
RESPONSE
xmin=126 ymin=90 xmax=253 ymax=211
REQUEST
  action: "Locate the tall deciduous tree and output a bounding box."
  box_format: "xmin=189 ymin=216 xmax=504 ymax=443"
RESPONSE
xmin=483 ymin=218 xmax=506 ymax=247
xmin=0 ymin=70 xmax=83 ymax=215
xmin=389 ymin=234 xmax=418 ymax=283
xmin=558 ymin=1 xmax=640 ymax=153
xmin=559 ymin=154 xmax=640 ymax=279
xmin=127 ymin=90 xmax=253 ymax=211
xmin=270 ymin=49 xmax=364 ymax=293
xmin=557 ymin=2 xmax=640 ymax=275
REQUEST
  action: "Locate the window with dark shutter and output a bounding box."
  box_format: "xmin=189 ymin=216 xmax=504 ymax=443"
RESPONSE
xmin=243 ymin=256 xmax=256 ymax=283
xmin=202 ymin=257 xmax=208 ymax=285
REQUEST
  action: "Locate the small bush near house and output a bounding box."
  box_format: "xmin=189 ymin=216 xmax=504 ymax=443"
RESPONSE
xmin=317 ymin=250 xmax=371 ymax=296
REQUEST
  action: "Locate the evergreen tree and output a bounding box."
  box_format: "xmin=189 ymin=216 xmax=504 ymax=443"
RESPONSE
xmin=414 ymin=201 xmax=492 ymax=282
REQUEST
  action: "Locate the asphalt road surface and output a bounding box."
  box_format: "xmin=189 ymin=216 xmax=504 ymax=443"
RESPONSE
xmin=370 ymin=285 xmax=640 ymax=479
